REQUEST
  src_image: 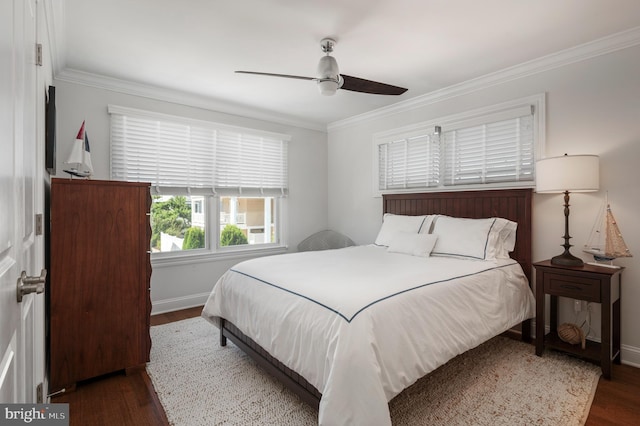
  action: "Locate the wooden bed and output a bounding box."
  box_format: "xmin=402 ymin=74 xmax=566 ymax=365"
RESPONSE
xmin=218 ymin=188 xmax=533 ymax=410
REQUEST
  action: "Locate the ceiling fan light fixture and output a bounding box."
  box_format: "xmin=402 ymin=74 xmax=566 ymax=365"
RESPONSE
xmin=317 ymin=79 xmax=339 ymax=96
xmin=317 ymin=55 xmax=339 ymax=79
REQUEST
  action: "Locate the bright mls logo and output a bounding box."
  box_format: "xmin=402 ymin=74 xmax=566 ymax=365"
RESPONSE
xmin=0 ymin=404 xmax=68 ymax=425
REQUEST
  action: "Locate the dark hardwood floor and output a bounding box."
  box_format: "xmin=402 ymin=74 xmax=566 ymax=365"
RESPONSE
xmin=52 ymin=306 xmax=640 ymax=425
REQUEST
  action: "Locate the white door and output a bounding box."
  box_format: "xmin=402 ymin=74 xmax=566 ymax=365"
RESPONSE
xmin=0 ymin=0 xmax=45 ymax=404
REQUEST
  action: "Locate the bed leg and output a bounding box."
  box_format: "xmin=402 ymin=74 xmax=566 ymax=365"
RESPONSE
xmin=220 ymin=318 xmax=227 ymax=347
xmin=521 ymin=319 xmax=532 ymax=343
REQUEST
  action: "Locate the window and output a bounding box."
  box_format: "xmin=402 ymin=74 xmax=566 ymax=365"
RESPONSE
xmin=109 ymin=105 xmax=289 ymax=258
xmin=220 ymin=196 xmax=276 ymax=246
xmin=374 ymin=95 xmax=543 ymax=195
xmin=151 ymin=195 xmax=206 ymax=253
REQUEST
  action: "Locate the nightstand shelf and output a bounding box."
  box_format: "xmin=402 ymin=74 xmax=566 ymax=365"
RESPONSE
xmin=543 ymin=331 xmax=602 ymax=362
xmin=534 ymin=260 xmax=623 ymax=379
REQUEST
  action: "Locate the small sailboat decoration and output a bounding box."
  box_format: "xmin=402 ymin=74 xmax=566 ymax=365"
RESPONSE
xmin=63 ymin=120 xmax=93 ymax=178
xmin=583 ymin=194 xmax=632 ymax=268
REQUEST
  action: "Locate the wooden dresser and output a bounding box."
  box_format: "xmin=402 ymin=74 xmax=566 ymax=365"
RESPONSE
xmin=49 ymin=178 xmax=151 ymax=393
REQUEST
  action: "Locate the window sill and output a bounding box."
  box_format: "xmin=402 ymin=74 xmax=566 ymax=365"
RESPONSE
xmin=151 ymin=245 xmax=289 ymax=268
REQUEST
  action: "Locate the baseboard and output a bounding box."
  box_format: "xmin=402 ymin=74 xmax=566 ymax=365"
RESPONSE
xmin=151 ymin=292 xmax=210 ymax=315
xmin=621 ymin=344 xmax=640 ymax=368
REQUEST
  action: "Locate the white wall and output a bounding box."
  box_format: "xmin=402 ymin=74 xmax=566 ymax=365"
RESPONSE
xmin=327 ymin=45 xmax=640 ymax=365
xmin=52 ymin=81 xmax=328 ymax=313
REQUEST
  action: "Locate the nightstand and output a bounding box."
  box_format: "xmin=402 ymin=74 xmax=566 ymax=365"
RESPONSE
xmin=534 ymin=260 xmax=623 ymax=379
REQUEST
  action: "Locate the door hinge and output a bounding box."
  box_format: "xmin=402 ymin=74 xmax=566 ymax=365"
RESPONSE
xmin=36 ymin=43 xmax=43 ymax=66
xmin=36 ymin=382 xmax=43 ymax=403
xmin=35 ymin=213 xmax=43 ymax=236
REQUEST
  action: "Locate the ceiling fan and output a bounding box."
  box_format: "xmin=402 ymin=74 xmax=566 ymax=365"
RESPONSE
xmin=236 ymin=38 xmax=408 ymax=96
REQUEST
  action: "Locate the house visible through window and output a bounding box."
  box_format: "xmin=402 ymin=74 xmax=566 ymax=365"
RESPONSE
xmin=220 ymin=196 xmax=276 ymax=246
xmin=374 ymin=95 xmax=543 ymax=195
xmin=109 ymin=105 xmax=289 ymax=258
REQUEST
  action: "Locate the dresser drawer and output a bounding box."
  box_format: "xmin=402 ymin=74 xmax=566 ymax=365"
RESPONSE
xmin=543 ymin=272 xmax=601 ymax=302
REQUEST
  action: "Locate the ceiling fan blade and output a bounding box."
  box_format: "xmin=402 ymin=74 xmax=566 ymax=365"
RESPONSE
xmin=235 ymin=71 xmax=315 ymax=81
xmin=340 ymin=74 xmax=407 ymax=95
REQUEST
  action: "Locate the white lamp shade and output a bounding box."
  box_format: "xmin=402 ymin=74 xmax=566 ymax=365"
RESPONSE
xmin=536 ymin=154 xmax=599 ymax=193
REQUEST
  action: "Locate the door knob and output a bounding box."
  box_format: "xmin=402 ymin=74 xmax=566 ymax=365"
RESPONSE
xmin=17 ymin=269 xmax=47 ymax=303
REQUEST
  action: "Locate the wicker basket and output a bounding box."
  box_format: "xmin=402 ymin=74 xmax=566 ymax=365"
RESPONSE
xmin=558 ymin=323 xmax=586 ymax=349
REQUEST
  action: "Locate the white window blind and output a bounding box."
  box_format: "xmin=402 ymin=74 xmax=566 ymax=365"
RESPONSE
xmin=214 ymin=130 xmax=288 ymax=193
xmin=109 ymin=106 xmax=289 ymax=195
xmin=442 ymin=108 xmax=534 ymax=186
xmin=378 ymin=133 xmax=440 ymax=190
xmin=374 ymin=97 xmax=540 ymax=194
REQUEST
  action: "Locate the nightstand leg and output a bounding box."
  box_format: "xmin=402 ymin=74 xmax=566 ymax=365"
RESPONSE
xmin=535 ymin=274 xmax=545 ymax=356
xmin=602 ymin=286 xmax=612 ymax=380
xmin=549 ymin=295 xmax=558 ymax=332
xmin=613 ymin=298 xmax=621 ymax=364
xmin=613 ymin=274 xmax=622 ymax=365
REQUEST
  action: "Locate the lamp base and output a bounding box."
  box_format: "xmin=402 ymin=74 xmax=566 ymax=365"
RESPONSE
xmin=549 ymin=190 xmax=584 ymax=267
xmin=551 ymin=250 xmax=584 ymax=267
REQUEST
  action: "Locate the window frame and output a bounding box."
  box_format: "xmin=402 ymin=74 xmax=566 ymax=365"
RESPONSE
xmin=150 ymin=191 xmax=288 ymax=266
xmin=372 ymin=94 xmax=545 ymax=196
xmin=108 ymin=105 xmax=290 ymax=265
xmin=215 ymin=194 xmax=283 ymax=252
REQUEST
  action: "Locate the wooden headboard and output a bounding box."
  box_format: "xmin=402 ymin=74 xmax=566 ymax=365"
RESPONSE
xmin=383 ymin=189 xmax=533 ymax=283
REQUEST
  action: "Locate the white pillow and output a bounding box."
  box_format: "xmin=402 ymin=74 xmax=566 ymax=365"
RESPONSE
xmin=387 ymin=232 xmax=438 ymax=257
xmin=492 ymin=218 xmax=518 ymax=259
xmin=431 ymin=216 xmax=498 ymax=260
xmin=374 ymin=214 xmax=432 ymax=246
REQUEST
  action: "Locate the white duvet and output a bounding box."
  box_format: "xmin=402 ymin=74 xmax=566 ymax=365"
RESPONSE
xmin=202 ymin=245 xmax=535 ymax=426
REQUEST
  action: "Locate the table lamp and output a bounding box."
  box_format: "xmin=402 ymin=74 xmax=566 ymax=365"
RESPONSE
xmin=536 ymin=154 xmax=599 ymax=266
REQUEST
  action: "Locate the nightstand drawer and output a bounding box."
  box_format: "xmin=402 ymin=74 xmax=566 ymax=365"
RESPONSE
xmin=543 ymin=273 xmax=601 ymax=302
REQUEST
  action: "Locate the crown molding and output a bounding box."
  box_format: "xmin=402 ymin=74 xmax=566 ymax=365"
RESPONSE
xmin=328 ymin=26 xmax=640 ymax=132
xmin=54 ymin=68 xmax=327 ymax=133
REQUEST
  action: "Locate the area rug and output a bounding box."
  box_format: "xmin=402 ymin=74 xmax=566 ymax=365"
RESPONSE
xmin=147 ymin=317 xmax=601 ymax=426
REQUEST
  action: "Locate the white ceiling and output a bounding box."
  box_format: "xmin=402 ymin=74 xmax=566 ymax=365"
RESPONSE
xmin=54 ymin=0 xmax=640 ymax=129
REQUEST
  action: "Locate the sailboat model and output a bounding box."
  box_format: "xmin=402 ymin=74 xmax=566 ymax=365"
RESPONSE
xmin=583 ymin=195 xmax=632 ymax=268
xmin=63 ymin=120 xmax=93 ymax=178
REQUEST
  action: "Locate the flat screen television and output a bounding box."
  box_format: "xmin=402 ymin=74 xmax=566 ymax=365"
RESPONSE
xmin=45 ymin=85 xmax=56 ymax=174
